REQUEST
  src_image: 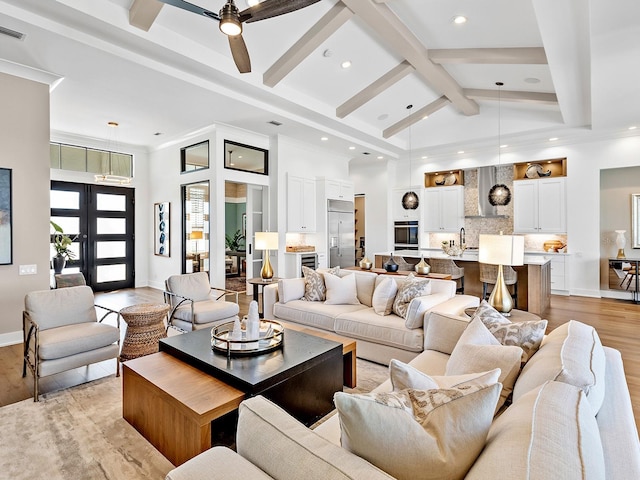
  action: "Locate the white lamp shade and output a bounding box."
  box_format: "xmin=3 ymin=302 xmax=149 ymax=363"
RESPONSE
xmin=255 ymin=232 xmax=278 ymax=250
xmin=479 ymin=234 xmax=525 ymax=266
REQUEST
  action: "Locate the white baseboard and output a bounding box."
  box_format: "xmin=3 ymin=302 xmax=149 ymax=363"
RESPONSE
xmin=569 ymin=289 xmax=602 ymax=298
xmin=600 ymin=289 xmax=636 ymax=301
xmin=147 ymin=280 xmax=165 ymax=291
xmin=0 ymin=330 xmax=22 ymax=347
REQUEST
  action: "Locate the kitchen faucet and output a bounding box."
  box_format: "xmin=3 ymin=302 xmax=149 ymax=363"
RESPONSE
xmin=459 ymin=227 xmax=465 ymax=246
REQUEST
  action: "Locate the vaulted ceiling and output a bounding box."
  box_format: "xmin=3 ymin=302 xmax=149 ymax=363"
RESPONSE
xmin=0 ymin=0 xmax=637 ymax=161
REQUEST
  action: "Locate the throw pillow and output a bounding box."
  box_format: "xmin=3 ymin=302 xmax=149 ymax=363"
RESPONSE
xmin=277 ymin=278 xmax=305 ymax=303
xmin=301 ymin=266 xmax=338 ymax=302
xmin=423 ymin=311 xmax=471 ymax=355
xmin=466 ymin=381 xmax=605 ymax=480
xmin=335 ymin=382 xmax=502 ymax=480
xmin=392 ymin=273 xmax=431 ymax=320
xmin=372 ymin=277 xmax=398 ymax=315
xmin=472 ymin=300 xmax=548 ymax=362
xmin=446 ymin=317 xmax=523 ymax=411
xmin=389 ymin=359 xmax=501 ymax=392
xmin=324 ymin=273 xmax=360 ymax=305
xmin=512 ymin=320 xmax=607 ymax=415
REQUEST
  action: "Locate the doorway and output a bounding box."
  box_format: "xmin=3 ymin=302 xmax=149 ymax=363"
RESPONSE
xmin=50 ymin=181 xmax=135 ymax=291
xmin=224 ymin=181 xmax=267 ymax=293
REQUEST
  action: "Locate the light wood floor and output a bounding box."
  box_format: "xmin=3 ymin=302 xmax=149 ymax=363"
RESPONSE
xmin=2 ymin=289 xmax=640 ymax=432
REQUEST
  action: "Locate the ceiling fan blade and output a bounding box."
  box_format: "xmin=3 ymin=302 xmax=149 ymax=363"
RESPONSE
xmin=158 ymin=0 xmax=220 ymax=21
xmin=228 ymin=34 xmax=251 ymax=73
xmin=239 ymin=0 xmax=321 ymax=23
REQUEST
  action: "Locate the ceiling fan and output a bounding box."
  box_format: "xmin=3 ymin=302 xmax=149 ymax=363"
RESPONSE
xmin=158 ymin=0 xmax=321 ymax=73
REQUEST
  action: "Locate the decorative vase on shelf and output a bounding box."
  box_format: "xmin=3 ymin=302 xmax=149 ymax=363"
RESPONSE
xmin=359 ymin=256 xmax=372 ymax=270
xmin=415 ymin=255 xmax=431 ymax=275
xmin=383 ymin=253 xmax=399 ymax=272
xmin=615 ymin=230 xmax=627 ymax=259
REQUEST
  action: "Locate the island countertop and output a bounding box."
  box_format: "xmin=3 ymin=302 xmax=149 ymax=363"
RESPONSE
xmin=381 ymin=249 xmax=552 ymax=266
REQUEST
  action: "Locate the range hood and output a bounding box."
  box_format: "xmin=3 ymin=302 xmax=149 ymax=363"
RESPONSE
xmin=465 ymin=166 xmax=509 ymax=218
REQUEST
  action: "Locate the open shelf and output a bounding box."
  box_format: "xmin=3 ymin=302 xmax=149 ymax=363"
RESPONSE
xmin=513 ymin=158 xmax=567 ymax=180
xmin=424 ymin=169 xmax=464 ymax=187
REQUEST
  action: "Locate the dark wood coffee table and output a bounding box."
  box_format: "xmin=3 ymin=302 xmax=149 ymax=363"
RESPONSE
xmin=123 ymin=327 xmax=343 ymax=465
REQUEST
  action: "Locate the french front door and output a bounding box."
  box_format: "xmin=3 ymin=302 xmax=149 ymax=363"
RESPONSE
xmin=50 ymin=181 xmax=135 ymax=291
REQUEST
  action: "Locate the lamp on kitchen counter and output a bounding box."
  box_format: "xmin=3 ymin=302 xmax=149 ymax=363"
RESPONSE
xmin=255 ymin=232 xmax=278 ymax=280
xmin=479 ymin=232 xmax=524 ymax=316
xmin=488 ymin=82 xmax=511 ymax=207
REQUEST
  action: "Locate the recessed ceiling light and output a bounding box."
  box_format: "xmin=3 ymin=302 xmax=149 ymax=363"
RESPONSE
xmin=452 ymin=15 xmax=467 ymax=24
xmin=422 ymin=115 xmax=429 ymax=120
xmin=349 ymin=146 xmax=356 ymax=150
xmin=321 ymin=136 xmax=328 ymax=141
xmin=238 ymin=155 xmax=243 ymax=159
xmin=500 ymin=144 xmax=508 ymax=148
xmin=629 ymin=126 xmax=637 ymax=130
xmin=377 ymin=156 xmax=384 ymax=159
xmin=524 ymin=77 xmax=541 ymax=84
xmin=230 ymin=162 xmax=235 ymax=166
xmin=549 ymin=137 xmax=558 ymax=141
xmin=341 ymin=60 xmax=352 ymax=69
xmin=421 ymin=156 xmax=428 ymax=159
xmin=458 ymin=150 xmax=465 ymax=154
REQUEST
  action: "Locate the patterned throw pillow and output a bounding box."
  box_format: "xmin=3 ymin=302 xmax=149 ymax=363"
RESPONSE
xmin=472 ymin=300 xmax=548 ymax=362
xmin=301 ymin=266 xmax=339 ymax=302
xmin=392 ymin=273 xmax=431 ymax=319
xmin=335 ymin=381 xmax=501 ymax=480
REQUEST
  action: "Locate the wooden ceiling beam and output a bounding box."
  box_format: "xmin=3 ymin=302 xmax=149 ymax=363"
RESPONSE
xmin=129 ymin=0 xmax=164 ymax=32
xmin=340 ymin=0 xmax=478 ymax=116
xmin=383 ymin=96 xmax=451 ymax=138
xmin=336 ymin=61 xmax=414 ymax=118
xmin=263 ymin=3 xmax=354 ymax=88
xmin=429 ymin=47 xmax=548 ymax=64
xmin=464 ymin=88 xmax=558 ymax=105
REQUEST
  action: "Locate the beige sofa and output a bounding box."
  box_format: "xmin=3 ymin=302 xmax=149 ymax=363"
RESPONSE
xmin=263 ymin=270 xmax=479 ymax=365
xmin=166 ymin=316 xmax=640 ymax=480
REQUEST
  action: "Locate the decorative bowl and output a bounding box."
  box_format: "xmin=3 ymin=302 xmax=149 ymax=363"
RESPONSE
xmin=384 ymin=263 xmax=399 ymax=272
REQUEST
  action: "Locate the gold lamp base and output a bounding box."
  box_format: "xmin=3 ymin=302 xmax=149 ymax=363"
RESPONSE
xmin=488 ymin=264 xmax=515 ymax=316
xmin=617 ymin=248 xmax=626 ymax=259
xmin=260 ymin=251 xmax=274 ymax=280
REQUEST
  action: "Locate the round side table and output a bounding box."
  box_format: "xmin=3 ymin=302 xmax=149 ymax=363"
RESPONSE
xmin=120 ymin=303 xmax=170 ymax=361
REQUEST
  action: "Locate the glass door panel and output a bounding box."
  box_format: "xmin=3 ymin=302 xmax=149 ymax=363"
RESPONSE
xmin=96 ymin=193 xmax=126 ymax=211
xmin=182 ymin=181 xmax=209 ymax=274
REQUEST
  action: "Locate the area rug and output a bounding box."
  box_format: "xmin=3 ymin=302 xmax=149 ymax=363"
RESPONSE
xmin=0 ymin=359 xmax=388 ymax=480
xmin=225 ymin=275 xmax=247 ymax=293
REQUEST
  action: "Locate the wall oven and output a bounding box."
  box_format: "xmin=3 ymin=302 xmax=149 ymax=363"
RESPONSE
xmin=394 ymin=221 xmax=419 ymax=250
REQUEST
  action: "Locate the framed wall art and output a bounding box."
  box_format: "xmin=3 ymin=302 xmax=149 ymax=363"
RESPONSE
xmin=154 ymin=202 xmax=170 ymax=257
xmin=0 ymin=168 xmax=12 ymax=265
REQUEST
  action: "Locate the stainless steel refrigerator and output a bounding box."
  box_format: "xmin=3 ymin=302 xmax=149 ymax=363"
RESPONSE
xmin=328 ymin=199 xmax=355 ymax=268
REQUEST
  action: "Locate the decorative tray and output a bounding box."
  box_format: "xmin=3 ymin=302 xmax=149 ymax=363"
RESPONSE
xmin=211 ymin=319 xmax=284 ymax=357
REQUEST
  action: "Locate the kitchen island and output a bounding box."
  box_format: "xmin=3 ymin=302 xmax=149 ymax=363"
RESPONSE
xmin=375 ymin=249 xmax=551 ymax=315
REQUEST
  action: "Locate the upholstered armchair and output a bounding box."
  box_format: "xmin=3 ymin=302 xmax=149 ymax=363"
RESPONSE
xmin=164 ymin=272 xmax=240 ymax=332
xmin=23 ymin=285 xmax=121 ymax=401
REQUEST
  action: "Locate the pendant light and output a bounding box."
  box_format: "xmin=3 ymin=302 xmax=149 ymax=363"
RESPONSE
xmin=401 ymin=104 xmax=419 ymax=210
xmin=488 ymin=82 xmax=511 ymax=206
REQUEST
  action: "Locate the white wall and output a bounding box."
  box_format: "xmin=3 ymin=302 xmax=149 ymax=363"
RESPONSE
xmin=0 ymin=73 xmax=50 ymax=344
xmin=388 ymin=131 xmax=640 ymax=298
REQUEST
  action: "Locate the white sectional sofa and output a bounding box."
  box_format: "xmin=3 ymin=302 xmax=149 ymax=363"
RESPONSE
xmin=263 ymin=269 xmax=479 ymax=365
xmin=166 ymin=315 xmax=640 ymax=480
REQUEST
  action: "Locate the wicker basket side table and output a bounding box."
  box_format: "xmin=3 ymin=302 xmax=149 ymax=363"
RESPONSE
xmin=120 ymin=303 xmax=171 ymax=361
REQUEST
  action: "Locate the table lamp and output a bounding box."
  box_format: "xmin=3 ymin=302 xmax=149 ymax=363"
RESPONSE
xmin=190 ymin=230 xmax=204 ymax=272
xmin=255 ymin=232 xmax=278 ymax=280
xmin=479 ymin=232 xmax=524 ymax=316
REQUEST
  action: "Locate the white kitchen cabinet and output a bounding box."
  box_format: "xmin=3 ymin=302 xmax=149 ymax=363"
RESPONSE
xmin=513 ymin=178 xmax=566 ymax=233
xmin=393 ymin=187 xmax=421 ymax=221
xmin=422 ymin=186 xmax=464 ymax=232
xmin=526 ymin=253 xmax=570 ymax=294
xmin=325 ymin=179 xmax=354 ymax=201
xmin=287 ymin=174 xmax=317 ymax=232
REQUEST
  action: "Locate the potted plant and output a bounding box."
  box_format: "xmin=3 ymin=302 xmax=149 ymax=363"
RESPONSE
xmin=50 ymin=220 xmax=78 ymax=274
xmin=225 ymin=229 xmax=245 ymax=252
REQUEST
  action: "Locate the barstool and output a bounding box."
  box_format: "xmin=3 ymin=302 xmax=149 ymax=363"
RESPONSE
xmin=429 ymin=258 xmax=465 ymax=294
xmin=479 ymin=263 xmax=518 ymax=305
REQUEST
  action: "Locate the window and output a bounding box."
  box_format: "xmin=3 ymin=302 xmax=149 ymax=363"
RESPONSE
xmin=50 ymin=142 xmax=133 ymax=178
xmin=181 ymin=141 xmax=209 ymax=173
xmin=224 ymin=140 xmax=268 ymax=175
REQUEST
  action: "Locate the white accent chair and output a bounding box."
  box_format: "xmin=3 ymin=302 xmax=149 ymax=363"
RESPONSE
xmin=164 ymin=272 xmax=240 ymax=332
xmin=22 ymin=285 xmax=121 ymax=401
